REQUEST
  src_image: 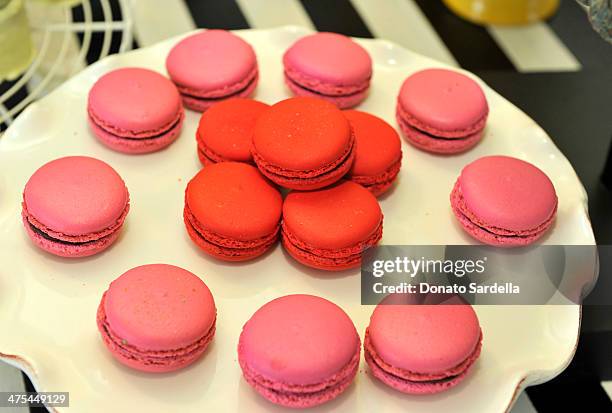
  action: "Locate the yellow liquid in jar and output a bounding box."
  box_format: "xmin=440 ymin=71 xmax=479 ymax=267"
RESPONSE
xmin=442 ymin=0 xmax=560 ymax=25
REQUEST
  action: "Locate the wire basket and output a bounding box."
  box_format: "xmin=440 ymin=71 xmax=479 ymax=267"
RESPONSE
xmin=0 ymin=0 xmax=133 ymax=131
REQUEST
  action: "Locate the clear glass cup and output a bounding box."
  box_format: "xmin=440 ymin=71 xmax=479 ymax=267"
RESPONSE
xmin=576 ymin=0 xmax=612 ymax=43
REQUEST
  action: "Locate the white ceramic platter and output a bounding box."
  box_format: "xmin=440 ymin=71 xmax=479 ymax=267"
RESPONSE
xmin=0 ymin=27 xmax=595 ymax=413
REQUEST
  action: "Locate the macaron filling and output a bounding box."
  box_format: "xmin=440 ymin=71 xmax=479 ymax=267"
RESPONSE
xmin=88 ymin=116 xmax=184 ymax=154
xmin=252 ymin=131 xmax=355 ymax=187
xmin=281 ymin=217 xmax=383 ymax=269
xmin=396 ymin=104 xmax=486 ymax=148
xmin=196 ymin=127 xmax=228 ymax=164
xmin=88 ymin=108 xmax=184 ymax=154
xmin=97 ymin=292 xmax=216 ymax=369
xmin=397 ymin=100 xmax=487 ymax=139
xmin=398 ymin=118 xmax=483 ymax=144
xmin=364 ymin=328 xmax=482 ymax=390
xmin=284 ymin=70 xmax=370 ymax=99
xmin=350 ymin=157 xmax=402 ymax=195
xmin=177 ymin=69 xmax=258 ymax=103
xmin=184 ymin=204 xmax=280 ymax=259
xmin=22 ymin=201 xmax=129 ymax=245
xmin=451 ymin=180 xmax=557 ymax=241
xmin=238 ymin=344 xmax=360 ymax=408
xmin=398 ymin=121 xmax=483 ymax=154
xmin=197 ymin=143 xmax=228 ymax=165
xmin=88 ymin=103 xmax=184 ymax=140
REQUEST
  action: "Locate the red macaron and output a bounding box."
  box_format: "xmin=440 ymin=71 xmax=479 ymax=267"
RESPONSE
xmin=282 ymin=181 xmax=383 ymax=271
xmin=196 ymin=98 xmax=270 ymax=165
xmin=184 ymin=162 xmax=283 ymax=261
xmin=252 ymin=97 xmax=355 ymax=190
xmin=343 ymin=110 xmax=402 ymax=196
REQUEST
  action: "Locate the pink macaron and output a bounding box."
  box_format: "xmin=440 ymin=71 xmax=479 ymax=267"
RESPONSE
xmin=97 ymin=264 xmax=216 ymax=373
xmin=365 ymin=303 xmax=482 ymax=394
xmin=88 ymin=67 xmax=184 ymax=154
xmin=166 ymin=30 xmax=258 ymax=112
xmin=238 ymin=294 xmax=360 ymax=408
xmin=283 ymin=32 xmax=372 ymax=108
xmin=451 ymin=155 xmax=558 ymax=247
xmin=344 ymin=110 xmax=403 ymax=196
xmin=22 ymin=156 xmax=129 ymax=258
xmin=396 ymin=68 xmax=488 ymax=154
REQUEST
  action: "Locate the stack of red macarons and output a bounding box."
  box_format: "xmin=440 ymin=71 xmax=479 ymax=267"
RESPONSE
xmin=185 ymin=95 xmax=404 ymax=271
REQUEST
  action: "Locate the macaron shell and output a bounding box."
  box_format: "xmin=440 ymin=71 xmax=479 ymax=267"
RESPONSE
xmin=88 ymin=67 xmax=182 ymax=137
xmin=185 ymin=162 xmax=282 ymax=241
xmin=103 ymin=264 xmax=216 ymax=351
xmin=252 ymin=97 xmax=352 ymax=171
xmin=283 ymin=32 xmax=372 ymax=88
xmin=367 ymin=304 xmax=481 ymax=374
xmin=23 ymin=217 xmax=122 ymax=258
xmin=238 ymin=294 xmax=359 ymax=386
xmin=459 ymin=156 xmax=557 ymax=232
xmin=197 ymin=98 xmax=269 ymax=163
xmin=24 ymin=156 xmax=128 ymax=236
xmin=344 ymin=110 xmax=402 ymax=177
xmin=166 ymin=30 xmax=257 ymax=96
xmin=283 ymin=181 xmax=382 ymax=250
xmin=398 ymin=68 xmax=488 ymax=134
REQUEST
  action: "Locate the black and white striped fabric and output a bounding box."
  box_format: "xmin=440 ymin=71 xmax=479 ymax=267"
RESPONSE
xmin=2 ymin=0 xmax=611 ymax=412
xmin=3 ymin=0 xmax=612 ymax=132
xmin=129 ymin=0 xmax=612 ymax=71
